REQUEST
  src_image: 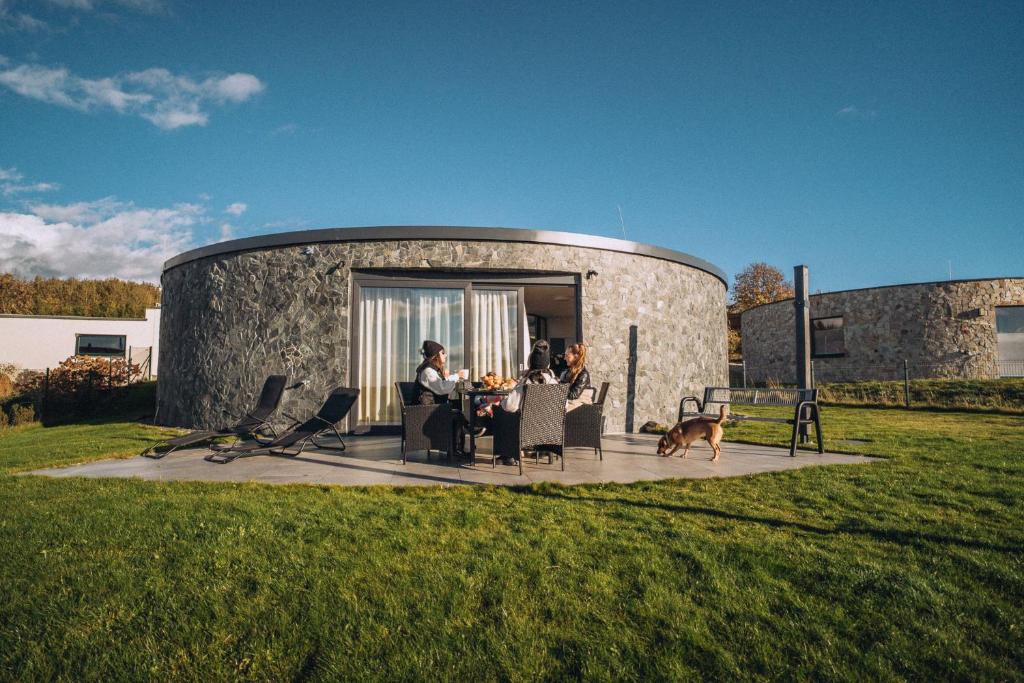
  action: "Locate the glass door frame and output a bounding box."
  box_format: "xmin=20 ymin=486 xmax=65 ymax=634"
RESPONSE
xmin=350 ymin=269 xmax=580 ymax=429
xmin=469 ymin=284 xmax=526 ymax=380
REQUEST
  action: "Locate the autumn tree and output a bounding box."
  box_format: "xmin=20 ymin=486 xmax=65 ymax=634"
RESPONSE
xmin=730 ymin=263 xmax=794 ymax=312
xmin=727 ymin=263 xmax=794 ymax=360
xmin=0 ymin=274 xmax=160 ymax=317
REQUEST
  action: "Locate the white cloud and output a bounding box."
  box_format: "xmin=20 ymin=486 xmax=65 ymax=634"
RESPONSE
xmin=0 ymin=8 xmax=49 ymax=32
xmin=0 ymin=197 xmax=203 ymax=281
xmin=224 ymin=202 xmax=247 ymax=216
xmin=2 ymin=181 xmax=59 ymax=196
xmin=836 ymin=105 xmax=877 ymax=120
xmin=209 ymin=73 xmax=263 ymax=103
xmin=217 ymin=222 xmax=233 ymax=242
xmin=43 ymin=0 xmax=165 ymax=13
xmin=0 ymin=166 xmax=59 ymax=196
xmin=29 ymin=196 xmax=121 ymax=222
xmin=0 ymin=59 xmax=265 ymax=129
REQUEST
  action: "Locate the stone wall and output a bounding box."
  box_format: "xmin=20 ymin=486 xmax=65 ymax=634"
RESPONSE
xmin=740 ymin=279 xmax=1024 ymax=383
xmin=158 ymin=238 xmax=728 ymax=431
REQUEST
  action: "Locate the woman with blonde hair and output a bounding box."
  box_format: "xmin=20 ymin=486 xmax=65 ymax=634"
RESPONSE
xmin=560 ymin=341 xmax=593 ymax=412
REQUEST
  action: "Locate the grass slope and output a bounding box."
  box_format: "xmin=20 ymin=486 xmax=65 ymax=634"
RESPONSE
xmin=0 ymin=409 xmax=1021 ymax=681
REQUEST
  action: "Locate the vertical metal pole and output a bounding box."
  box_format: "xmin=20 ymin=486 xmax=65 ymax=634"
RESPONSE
xmin=742 ymin=360 xmax=747 ymax=389
xmin=42 ymin=368 xmax=49 ymax=424
xmin=794 ymin=266 xmax=811 ymax=442
xmin=904 ymin=359 xmax=910 ymax=408
xmin=625 ymin=325 xmax=638 ymax=433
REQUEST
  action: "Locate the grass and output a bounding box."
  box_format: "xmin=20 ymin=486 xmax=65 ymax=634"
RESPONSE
xmin=817 ymin=377 xmax=1024 ymax=413
xmin=0 ymin=408 xmax=1022 ymax=680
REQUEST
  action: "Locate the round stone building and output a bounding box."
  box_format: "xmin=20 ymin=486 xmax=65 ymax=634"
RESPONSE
xmin=740 ymin=277 xmax=1024 ymax=383
xmin=157 ymin=226 xmax=728 ymax=432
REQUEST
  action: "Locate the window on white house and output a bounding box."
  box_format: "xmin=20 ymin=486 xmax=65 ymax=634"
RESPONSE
xmin=76 ymin=334 xmax=126 ymax=357
xmin=811 ymin=316 xmax=846 ymax=357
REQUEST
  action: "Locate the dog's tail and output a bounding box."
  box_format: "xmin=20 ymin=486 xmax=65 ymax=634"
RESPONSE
xmin=715 ymin=404 xmax=729 ymax=424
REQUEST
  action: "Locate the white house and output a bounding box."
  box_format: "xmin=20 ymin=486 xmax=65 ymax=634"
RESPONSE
xmin=0 ymin=307 xmax=160 ymax=375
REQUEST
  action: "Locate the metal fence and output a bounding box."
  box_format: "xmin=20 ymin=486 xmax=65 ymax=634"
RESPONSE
xmin=20 ymin=348 xmax=154 ymax=425
xmin=997 ymin=360 xmax=1024 ymax=377
xmin=727 ymin=358 xmax=1024 ymax=410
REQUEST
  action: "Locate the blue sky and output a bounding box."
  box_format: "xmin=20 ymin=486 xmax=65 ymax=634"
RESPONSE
xmin=1 ymin=0 xmax=1021 ymax=292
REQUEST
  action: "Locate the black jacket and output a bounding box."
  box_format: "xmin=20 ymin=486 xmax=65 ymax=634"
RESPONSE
xmin=561 ymin=367 xmax=591 ymax=401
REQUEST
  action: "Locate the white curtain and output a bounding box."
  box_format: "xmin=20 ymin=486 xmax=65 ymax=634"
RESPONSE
xmin=358 ymin=287 xmax=464 ymax=425
xmin=472 ymin=289 xmax=519 ymax=379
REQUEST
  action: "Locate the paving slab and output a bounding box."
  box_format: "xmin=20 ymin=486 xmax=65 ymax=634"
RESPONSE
xmin=26 ymin=433 xmax=878 ymax=487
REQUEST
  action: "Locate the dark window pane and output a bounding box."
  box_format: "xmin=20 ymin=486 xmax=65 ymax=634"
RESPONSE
xmin=811 ymin=317 xmax=845 ymax=356
xmin=996 ymin=307 xmax=1024 ymax=334
xmin=76 ymin=335 xmax=126 ymax=357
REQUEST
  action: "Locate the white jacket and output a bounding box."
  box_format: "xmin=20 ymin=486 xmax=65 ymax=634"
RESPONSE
xmin=500 ymin=370 xmax=558 ymax=413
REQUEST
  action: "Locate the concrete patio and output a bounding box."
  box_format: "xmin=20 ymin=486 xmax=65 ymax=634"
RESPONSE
xmin=29 ymin=434 xmax=876 ymax=487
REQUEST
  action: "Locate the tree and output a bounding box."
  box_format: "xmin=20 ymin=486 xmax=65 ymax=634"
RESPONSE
xmin=0 ymin=274 xmax=160 ymax=317
xmin=730 ymin=263 xmax=794 ymax=312
xmin=727 ymin=263 xmax=794 ymax=361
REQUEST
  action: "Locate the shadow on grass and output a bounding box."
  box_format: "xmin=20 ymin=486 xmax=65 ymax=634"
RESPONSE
xmin=516 ymin=487 xmax=1024 ymax=555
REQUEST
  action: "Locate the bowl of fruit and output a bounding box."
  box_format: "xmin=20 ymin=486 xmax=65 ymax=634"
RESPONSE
xmin=480 ymin=372 xmax=518 ymax=391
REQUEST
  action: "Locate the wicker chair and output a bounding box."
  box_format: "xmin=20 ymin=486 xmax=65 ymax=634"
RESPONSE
xmin=394 ymin=382 xmax=456 ymax=464
xmin=492 ymin=383 xmax=570 ymax=475
xmin=564 ymin=381 xmax=609 ymax=460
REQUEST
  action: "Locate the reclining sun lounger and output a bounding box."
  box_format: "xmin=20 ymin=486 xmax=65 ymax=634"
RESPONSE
xmin=141 ymin=375 xmax=288 ymax=459
xmin=204 ymin=386 xmax=359 ymax=464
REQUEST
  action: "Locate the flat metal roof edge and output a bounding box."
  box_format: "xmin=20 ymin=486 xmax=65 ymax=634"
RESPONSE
xmin=739 ymin=276 xmax=1024 ymax=316
xmin=162 ymin=226 xmax=727 ymax=285
xmin=0 ymin=313 xmax=149 ymax=321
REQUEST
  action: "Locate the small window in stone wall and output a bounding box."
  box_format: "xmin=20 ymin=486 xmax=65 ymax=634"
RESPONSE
xmin=811 ymin=316 xmax=846 ymax=357
xmin=996 ymin=306 xmax=1024 ymax=366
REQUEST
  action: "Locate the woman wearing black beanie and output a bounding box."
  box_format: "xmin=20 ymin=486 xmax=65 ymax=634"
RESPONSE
xmin=499 ymin=339 xmax=558 ymax=414
xmin=413 ymin=339 xmax=469 ymax=455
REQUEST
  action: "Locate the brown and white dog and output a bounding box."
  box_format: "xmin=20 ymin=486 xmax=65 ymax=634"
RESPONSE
xmin=656 ymin=404 xmax=729 ymax=461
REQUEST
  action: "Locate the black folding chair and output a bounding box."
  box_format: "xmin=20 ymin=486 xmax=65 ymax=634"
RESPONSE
xmin=141 ymin=375 xmax=287 ymax=459
xmin=204 ymin=387 xmax=359 ymax=464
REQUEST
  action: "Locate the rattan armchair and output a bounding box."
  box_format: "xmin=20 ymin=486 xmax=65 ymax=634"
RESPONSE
xmin=492 ymin=383 xmax=570 ymax=475
xmin=563 ymin=381 xmax=609 ymax=460
xmin=394 ymin=382 xmax=456 ymax=464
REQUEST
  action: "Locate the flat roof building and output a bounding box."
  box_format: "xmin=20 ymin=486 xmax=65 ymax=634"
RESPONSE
xmin=740 ymin=277 xmax=1024 ymax=383
xmin=158 ymin=226 xmax=728 ymax=431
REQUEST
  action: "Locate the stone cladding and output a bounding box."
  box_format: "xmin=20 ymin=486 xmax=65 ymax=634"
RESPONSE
xmin=158 ymin=238 xmax=727 ymax=431
xmin=740 ymin=279 xmax=1024 ymax=383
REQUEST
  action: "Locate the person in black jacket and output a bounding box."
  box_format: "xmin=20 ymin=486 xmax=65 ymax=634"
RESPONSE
xmin=413 ymin=339 xmax=470 ymax=455
xmin=559 ymin=341 xmax=593 ymax=411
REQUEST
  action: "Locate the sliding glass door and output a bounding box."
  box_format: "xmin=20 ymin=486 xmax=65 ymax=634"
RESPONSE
xmin=357 ymin=286 xmax=465 ymax=425
xmin=354 ymin=274 xmax=572 ymax=428
xmin=471 ymin=288 xmax=523 ymax=380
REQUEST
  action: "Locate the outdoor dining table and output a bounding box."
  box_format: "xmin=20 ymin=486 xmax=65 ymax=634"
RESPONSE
xmin=460 ymin=385 xmax=512 ymax=465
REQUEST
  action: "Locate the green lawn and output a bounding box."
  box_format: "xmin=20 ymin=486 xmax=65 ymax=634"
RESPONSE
xmin=0 ymin=408 xmax=1022 ymax=681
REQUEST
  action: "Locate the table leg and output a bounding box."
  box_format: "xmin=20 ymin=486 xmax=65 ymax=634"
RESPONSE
xmin=467 ymin=403 xmax=476 ymax=467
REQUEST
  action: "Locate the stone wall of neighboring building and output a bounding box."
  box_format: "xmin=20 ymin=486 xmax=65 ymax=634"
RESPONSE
xmin=158 ymin=235 xmax=727 ymax=431
xmin=740 ymin=278 xmax=1024 ymax=383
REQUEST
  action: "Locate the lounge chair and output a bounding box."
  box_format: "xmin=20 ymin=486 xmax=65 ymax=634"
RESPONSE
xmin=141 ymin=375 xmax=288 ymax=459
xmin=204 ymin=387 xmax=359 ymax=463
